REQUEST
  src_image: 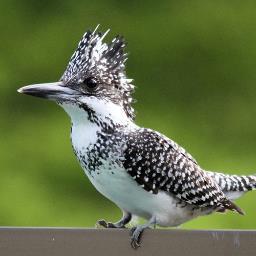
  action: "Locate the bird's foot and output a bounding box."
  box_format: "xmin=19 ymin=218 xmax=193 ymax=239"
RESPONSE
xmin=96 ymin=212 xmax=132 ymax=229
xmin=96 ymin=219 xmax=126 ymax=228
xmin=130 ymin=225 xmax=153 ymax=249
xmin=130 ymin=226 xmax=144 ymax=249
xmin=129 ymin=216 xmax=156 ymax=249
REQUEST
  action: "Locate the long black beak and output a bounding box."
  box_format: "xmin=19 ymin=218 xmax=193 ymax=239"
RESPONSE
xmin=18 ymin=82 xmax=80 ymax=101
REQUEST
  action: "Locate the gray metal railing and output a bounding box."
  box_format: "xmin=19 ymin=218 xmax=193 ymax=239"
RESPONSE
xmin=0 ymin=228 xmax=255 ymax=256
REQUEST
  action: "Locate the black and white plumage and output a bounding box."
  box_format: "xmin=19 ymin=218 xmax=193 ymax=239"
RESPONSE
xmin=18 ymin=27 xmax=256 ymax=249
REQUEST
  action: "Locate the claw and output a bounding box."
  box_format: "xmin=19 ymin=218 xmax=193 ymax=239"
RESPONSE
xmin=96 ymin=219 xmax=109 ymax=228
xmin=130 ymin=226 xmax=143 ymax=249
xmin=96 ymin=219 xmax=126 ymax=228
xmin=96 ymin=212 xmax=132 ymax=229
xmin=131 ymin=238 xmax=141 ymax=249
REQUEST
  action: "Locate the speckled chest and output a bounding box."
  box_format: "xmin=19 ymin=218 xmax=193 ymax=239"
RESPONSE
xmin=71 ymin=121 xmax=125 ymax=178
xmin=70 ymin=121 xmax=144 ymax=209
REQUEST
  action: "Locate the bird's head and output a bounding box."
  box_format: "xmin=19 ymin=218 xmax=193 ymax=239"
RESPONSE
xmin=18 ymin=27 xmax=135 ymax=124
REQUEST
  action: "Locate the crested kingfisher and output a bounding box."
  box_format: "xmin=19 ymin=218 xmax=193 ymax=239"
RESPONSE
xmin=18 ymin=26 xmax=256 ymax=249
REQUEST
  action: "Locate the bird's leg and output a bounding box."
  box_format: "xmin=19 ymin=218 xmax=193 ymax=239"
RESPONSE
xmin=130 ymin=216 xmax=156 ymax=249
xmin=97 ymin=211 xmax=132 ymax=228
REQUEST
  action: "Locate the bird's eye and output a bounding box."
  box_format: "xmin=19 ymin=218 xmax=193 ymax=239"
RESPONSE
xmin=83 ymin=77 xmax=98 ymax=90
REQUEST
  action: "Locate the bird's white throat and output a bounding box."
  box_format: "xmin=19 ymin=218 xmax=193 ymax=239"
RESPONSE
xmin=59 ymin=98 xmax=136 ymax=163
xmin=60 ymin=97 xmax=132 ymax=127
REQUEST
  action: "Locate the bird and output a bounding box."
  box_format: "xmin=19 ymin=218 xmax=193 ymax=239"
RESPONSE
xmin=18 ymin=26 xmax=256 ymax=249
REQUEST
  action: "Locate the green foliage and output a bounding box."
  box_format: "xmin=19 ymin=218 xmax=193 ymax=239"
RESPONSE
xmin=1 ymin=0 xmax=256 ymax=229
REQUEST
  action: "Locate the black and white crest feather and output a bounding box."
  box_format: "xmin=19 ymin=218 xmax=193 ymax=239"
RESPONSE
xmin=61 ymin=26 xmax=135 ymax=119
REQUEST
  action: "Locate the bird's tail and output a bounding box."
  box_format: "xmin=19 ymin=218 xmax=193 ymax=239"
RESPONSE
xmin=219 ymin=199 xmax=245 ymax=215
xmin=206 ymin=170 xmax=256 ymax=200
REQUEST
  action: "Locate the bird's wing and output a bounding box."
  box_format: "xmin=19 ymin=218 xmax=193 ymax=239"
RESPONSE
xmin=122 ymin=128 xmax=243 ymax=214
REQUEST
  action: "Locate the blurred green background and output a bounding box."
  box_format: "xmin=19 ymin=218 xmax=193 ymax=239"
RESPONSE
xmin=1 ymin=0 xmax=256 ymax=229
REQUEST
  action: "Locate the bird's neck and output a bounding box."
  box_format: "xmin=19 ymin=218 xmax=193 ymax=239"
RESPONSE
xmin=60 ymin=100 xmax=135 ymax=132
xmin=59 ymin=101 xmax=137 ymax=163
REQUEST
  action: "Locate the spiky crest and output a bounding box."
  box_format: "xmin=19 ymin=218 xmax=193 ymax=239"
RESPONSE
xmin=60 ymin=26 xmax=135 ymax=120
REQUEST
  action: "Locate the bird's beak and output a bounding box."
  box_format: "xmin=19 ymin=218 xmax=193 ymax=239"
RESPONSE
xmin=17 ymin=81 xmax=80 ymax=101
